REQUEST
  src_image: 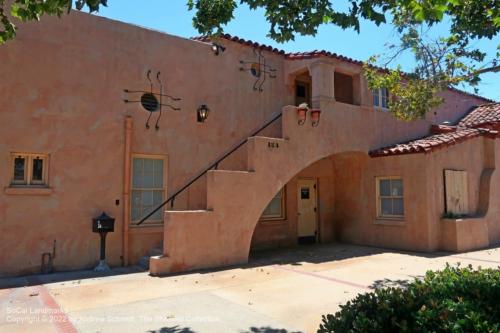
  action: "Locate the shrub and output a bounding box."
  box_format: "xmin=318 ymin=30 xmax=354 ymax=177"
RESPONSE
xmin=318 ymin=264 xmax=500 ymax=333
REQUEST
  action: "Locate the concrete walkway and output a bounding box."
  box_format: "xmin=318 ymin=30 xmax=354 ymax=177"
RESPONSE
xmin=1 ymin=243 xmax=500 ymax=333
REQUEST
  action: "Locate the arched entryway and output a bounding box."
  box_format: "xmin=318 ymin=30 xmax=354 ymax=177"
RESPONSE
xmin=249 ymin=151 xmax=366 ymax=258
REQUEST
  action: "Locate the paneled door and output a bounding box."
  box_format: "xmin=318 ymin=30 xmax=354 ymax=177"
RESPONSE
xmin=297 ymin=178 xmax=318 ymax=242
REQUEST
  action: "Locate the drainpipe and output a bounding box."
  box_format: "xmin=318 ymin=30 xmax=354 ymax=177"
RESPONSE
xmin=123 ymin=116 xmax=133 ymax=266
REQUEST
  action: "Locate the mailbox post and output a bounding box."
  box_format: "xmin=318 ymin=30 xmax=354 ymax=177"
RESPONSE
xmin=92 ymin=212 xmax=115 ymax=272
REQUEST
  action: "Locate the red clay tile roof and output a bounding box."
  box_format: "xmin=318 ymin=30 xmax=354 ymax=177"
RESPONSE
xmin=370 ymin=103 xmax=500 ymax=157
xmin=192 ymin=34 xmax=375 ymax=71
xmin=192 ymin=34 xmax=285 ymax=55
xmin=369 ymin=128 xmax=497 ymax=157
xmin=192 ymin=34 xmax=494 ymax=103
xmin=458 ymin=103 xmax=500 ymax=129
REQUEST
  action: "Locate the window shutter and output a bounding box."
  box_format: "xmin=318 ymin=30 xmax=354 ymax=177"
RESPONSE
xmin=444 ymin=170 xmax=468 ymax=215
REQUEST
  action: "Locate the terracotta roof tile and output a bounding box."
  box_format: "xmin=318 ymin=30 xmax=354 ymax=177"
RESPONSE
xmin=191 ymin=34 xmax=373 ymax=69
xmin=369 ymin=127 xmax=498 ymax=157
xmin=370 ymin=102 xmax=500 ymax=157
xmin=458 ymin=103 xmax=500 ymax=129
xmin=191 ymin=34 xmax=494 ymax=103
xmin=192 ymin=34 xmax=285 ymax=54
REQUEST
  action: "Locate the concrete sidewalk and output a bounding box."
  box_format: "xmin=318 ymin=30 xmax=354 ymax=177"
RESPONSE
xmin=1 ymin=243 xmax=499 ymax=333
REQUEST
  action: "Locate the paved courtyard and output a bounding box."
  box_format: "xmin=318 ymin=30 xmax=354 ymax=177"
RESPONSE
xmin=1 ymin=243 xmax=500 ymax=333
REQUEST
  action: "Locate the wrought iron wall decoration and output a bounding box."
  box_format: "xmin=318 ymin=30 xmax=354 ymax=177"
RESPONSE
xmin=239 ymin=48 xmax=276 ymax=92
xmin=123 ymin=70 xmax=181 ymax=129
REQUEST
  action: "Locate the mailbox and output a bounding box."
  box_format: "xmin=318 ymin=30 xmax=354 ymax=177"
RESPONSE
xmin=92 ymin=212 xmax=115 ymax=233
xmin=92 ymin=211 xmax=115 ymax=272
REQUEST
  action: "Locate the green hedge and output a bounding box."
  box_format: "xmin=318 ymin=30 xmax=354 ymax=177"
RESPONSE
xmin=318 ymin=264 xmax=500 ymax=333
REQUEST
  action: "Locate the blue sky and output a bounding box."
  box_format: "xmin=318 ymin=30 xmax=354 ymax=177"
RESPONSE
xmin=91 ymin=1 xmax=498 ymax=101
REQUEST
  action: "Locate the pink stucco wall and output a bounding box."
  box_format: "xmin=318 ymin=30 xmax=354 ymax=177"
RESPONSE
xmin=333 ymin=136 xmax=499 ymax=253
xmin=0 ymin=11 xmax=495 ymax=277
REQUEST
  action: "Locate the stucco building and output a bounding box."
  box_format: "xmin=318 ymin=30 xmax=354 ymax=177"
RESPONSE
xmin=0 ymin=12 xmax=498 ymax=277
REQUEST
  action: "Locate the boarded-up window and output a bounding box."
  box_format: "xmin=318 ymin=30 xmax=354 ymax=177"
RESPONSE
xmin=444 ymin=170 xmax=469 ymax=215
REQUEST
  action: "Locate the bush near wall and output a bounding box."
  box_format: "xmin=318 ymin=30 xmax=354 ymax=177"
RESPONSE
xmin=318 ymin=265 xmax=500 ymax=333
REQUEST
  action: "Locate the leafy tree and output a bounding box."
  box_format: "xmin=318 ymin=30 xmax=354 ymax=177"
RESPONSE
xmin=1 ymin=1 xmax=498 ymax=120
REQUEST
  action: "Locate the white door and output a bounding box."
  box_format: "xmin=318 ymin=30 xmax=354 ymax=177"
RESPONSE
xmin=297 ymin=179 xmax=318 ymax=239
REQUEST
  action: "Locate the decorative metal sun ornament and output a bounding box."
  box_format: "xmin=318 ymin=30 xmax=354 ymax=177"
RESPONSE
xmin=123 ymin=70 xmax=181 ymax=130
xmin=239 ymin=48 xmax=277 ymax=92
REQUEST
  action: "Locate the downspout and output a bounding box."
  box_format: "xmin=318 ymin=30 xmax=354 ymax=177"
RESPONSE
xmin=123 ymin=116 xmax=133 ymax=266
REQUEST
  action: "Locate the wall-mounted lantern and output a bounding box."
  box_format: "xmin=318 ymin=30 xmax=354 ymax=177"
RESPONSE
xmin=92 ymin=212 xmax=115 ymax=272
xmin=297 ymin=103 xmax=309 ymax=126
xmin=211 ymin=43 xmax=226 ymax=56
xmin=311 ymin=109 xmax=321 ymax=127
xmin=197 ymin=104 xmax=210 ymax=123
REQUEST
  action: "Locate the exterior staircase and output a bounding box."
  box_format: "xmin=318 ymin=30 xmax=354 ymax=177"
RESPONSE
xmin=150 ymin=105 xmax=367 ymax=275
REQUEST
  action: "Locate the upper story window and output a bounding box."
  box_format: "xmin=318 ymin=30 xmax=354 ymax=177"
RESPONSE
xmin=11 ymin=153 xmax=49 ymax=186
xmin=261 ymin=187 xmax=285 ymax=220
xmin=373 ymin=87 xmax=389 ymax=110
xmin=376 ymin=177 xmax=404 ymax=218
xmin=131 ymin=156 xmax=165 ymax=225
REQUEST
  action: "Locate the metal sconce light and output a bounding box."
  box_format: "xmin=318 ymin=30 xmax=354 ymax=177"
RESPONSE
xmin=297 ymin=103 xmax=308 ymax=126
xmin=197 ymin=104 xmax=210 ymax=122
xmin=310 ymin=109 xmax=321 ymax=127
xmin=211 ymin=43 xmax=226 ymax=56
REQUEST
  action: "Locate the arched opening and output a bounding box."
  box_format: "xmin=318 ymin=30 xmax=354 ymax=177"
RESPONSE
xmin=249 ymin=151 xmax=367 ymax=258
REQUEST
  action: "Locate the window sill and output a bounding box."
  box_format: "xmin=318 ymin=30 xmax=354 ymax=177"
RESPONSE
xmin=4 ymin=186 xmax=52 ymax=196
xmin=129 ymin=225 xmax=163 ymax=233
xmin=259 ymin=217 xmax=287 ymax=225
xmin=374 ymin=218 xmax=406 ymax=226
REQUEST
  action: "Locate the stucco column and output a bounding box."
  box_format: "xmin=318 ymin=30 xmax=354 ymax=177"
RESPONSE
xmin=123 ymin=116 xmax=133 ymax=266
xmin=308 ymin=60 xmax=335 ymax=108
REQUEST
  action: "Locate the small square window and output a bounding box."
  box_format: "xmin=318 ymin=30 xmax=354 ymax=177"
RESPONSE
xmin=10 ymin=153 xmax=48 ymax=186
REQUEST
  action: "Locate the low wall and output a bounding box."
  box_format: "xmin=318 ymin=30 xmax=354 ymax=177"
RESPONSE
xmin=440 ymin=218 xmax=489 ymax=252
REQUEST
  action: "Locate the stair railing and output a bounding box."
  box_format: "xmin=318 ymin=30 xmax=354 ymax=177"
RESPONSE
xmin=136 ymin=111 xmax=283 ymax=225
